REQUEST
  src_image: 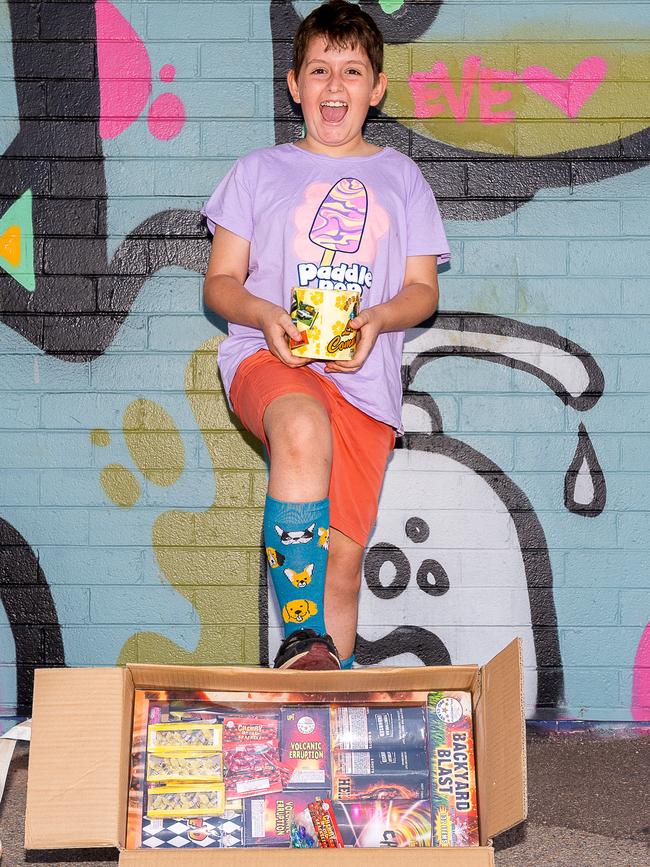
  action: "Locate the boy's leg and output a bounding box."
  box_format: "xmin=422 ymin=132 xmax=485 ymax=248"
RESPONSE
xmin=263 ymin=393 xmax=340 ymax=669
xmin=324 ymin=385 xmax=395 ymax=670
xmin=324 ymin=528 xmax=363 ymax=660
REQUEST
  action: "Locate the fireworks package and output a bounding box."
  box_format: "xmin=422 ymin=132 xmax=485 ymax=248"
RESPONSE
xmin=244 ymin=790 xmax=328 ymax=847
xmin=329 ymin=799 xmax=432 ymax=848
xmin=333 ymin=773 xmax=428 ymax=802
xmin=146 ymin=751 xmax=224 ymax=783
xmin=280 ymin=706 xmax=331 ymax=789
xmin=307 ymin=797 xmax=432 ymax=848
xmin=331 ymin=706 xmax=427 ymax=751
xmin=222 ymin=715 xmax=286 ymax=799
xmin=141 ymin=812 xmax=245 ymax=849
xmin=427 ymin=691 xmax=479 ymax=847
xmin=146 ymin=783 xmax=226 ymax=818
xmin=332 ymin=749 xmax=430 ymax=800
xmin=147 ymin=722 xmax=222 ymax=752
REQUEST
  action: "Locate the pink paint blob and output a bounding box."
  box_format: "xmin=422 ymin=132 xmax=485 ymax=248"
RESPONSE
xmin=520 ymin=56 xmax=607 ymax=119
xmin=147 ymin=93 xmax=185 ymax=140
xmin=631 ymin=622 xmax=650 ymax=721
xmin=159 ymin=64 xmax=176 ymax=83
xmin=95 ymin=0 xmax=152 ymax=139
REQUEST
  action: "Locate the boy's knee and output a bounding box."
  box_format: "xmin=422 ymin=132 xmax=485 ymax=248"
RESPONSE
xmin=265 ymin=394 xmax=330 ymax=459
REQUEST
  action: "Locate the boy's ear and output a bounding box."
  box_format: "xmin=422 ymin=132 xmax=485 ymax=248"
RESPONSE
xmin=370 ymin=71 xmax=388 ymax=107
xmin=287 ymin=69 xmax=300 ymax=103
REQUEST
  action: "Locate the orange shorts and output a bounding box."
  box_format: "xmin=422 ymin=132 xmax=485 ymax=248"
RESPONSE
xmin=230 ymin=350 xmax=395 ymax=547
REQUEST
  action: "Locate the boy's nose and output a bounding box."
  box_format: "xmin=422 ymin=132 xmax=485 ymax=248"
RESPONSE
xmin=327 ymin=75 xmax=344 ymax=92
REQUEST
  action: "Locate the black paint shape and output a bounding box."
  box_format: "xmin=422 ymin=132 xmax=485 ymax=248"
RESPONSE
xmin=356 ymin=626 xmax=451 ymax=667
xmin=0 ymin=517 xmax=65 ymax=715
xmin=564 ymin=422 xmax=606 ymax=517
xmin=358 ymin=1 xmax=444 ymax=43
xmin=0 ymin=1 xmax=209 ymax=358
xmin=405 ymin=515 xmax=429 ymax=543
xmin=364 ymin=543 xmax=410 ymax=600
xmin=416 ymin=559 xmax=449 ymax=596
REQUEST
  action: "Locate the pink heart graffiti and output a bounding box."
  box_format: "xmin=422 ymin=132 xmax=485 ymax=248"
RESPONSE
xmin=520 ymin=56 xmax=607 ymax=119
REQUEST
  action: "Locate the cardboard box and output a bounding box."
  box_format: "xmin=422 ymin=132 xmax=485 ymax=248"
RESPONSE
xmin=25 ymin=640 xmax=526 ymax=865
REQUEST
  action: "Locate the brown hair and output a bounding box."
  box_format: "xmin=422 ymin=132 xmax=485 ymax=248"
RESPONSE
xmin=293 ymin=0 xmax=384 ymax=83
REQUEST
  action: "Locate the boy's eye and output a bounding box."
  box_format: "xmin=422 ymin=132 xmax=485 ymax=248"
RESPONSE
xmin=346 ymin=68 xmax=362 ymax=75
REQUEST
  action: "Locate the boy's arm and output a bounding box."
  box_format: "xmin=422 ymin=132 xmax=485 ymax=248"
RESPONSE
xmin=203 ymin=225 xmax=306 ymax=367
xmin=324 ymin=255 xmax=439 ymax=373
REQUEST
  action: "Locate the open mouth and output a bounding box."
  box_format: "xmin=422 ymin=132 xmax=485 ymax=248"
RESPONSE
xmin=320 ymin=100 xmax=348 ymax=123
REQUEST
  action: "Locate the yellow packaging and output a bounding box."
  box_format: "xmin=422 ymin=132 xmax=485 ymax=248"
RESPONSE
xmin=147 ymin=722 xmax=222 ymax=753
xmin=146 ymin=751 xmax=224 ymax=783
xmin=146 ymin=783 xmax=226 ymax=818
xmin=289 ymin=287 xmax=359 ymax=360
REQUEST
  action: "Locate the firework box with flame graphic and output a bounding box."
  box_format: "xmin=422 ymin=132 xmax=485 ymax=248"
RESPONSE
xmin=24 ymin=639 xmax=525 ymax=865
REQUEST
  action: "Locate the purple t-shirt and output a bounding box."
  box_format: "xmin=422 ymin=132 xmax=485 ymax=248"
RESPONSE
xmin=202 ymin=142 xmax=450 ymax=432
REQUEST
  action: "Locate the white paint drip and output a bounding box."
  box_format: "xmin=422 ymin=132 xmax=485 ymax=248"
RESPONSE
xmin=574 ymin=456 xmax=595 ymax=505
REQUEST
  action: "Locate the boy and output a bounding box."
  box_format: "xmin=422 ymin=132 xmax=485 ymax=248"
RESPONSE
xmin=202 ymin=0 xmax=450 ymax=670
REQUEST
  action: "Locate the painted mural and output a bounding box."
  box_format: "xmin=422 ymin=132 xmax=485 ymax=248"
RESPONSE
xmin=0 ymin=0 xmax=648 ymax=721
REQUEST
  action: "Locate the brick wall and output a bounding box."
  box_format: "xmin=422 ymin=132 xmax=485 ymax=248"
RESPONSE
xmin=0 ymin=1 xmax=648 ymax=721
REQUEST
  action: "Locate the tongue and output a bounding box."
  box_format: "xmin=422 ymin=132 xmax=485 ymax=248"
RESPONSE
xmin=321 ymin=105 xmax=347 ymax=123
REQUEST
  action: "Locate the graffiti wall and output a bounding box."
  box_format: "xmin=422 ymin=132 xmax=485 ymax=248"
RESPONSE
xmin=0 ymin=0 xmax=648 ymax=720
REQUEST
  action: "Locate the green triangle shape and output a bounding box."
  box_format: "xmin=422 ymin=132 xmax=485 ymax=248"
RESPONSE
xmin=0 ymin=189 xmax=35 ymax=292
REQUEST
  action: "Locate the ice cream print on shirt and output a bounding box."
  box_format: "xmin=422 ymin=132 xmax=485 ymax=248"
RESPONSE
xmin=293 ymin=179 xmax=389 ymax=296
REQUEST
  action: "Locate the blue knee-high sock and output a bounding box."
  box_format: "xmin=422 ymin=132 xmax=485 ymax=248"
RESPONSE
xmin=340 ymin=654 xmax=355 ymax=670
xmin=263 ymin=494 xmax=329 ymax=638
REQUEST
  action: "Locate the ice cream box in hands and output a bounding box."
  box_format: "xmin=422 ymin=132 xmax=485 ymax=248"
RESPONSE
xmin=25 ymin=640 xmax=526 ymax=865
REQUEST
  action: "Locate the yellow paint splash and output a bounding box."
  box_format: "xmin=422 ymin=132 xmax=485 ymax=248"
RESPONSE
xmin=123 ymin=398 xmax=184 ymax=487
xmin=100 ymin=463 xmax=141 ymax=508
xmin=90 ymin=427 xmax=111 ymax=447
xmin=114 ymin=337 xmax=267 ymax=667
xmin=385 ymin=40 xmax=650 ymax=156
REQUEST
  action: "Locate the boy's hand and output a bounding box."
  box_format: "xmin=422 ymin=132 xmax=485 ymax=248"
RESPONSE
xmin=324 ymin=307 xmax=384 ymax=374
xmin=258 ymin=302 xmax=311 ymax=368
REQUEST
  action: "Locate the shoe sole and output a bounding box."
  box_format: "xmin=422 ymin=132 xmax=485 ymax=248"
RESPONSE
xmin=276 ymin=642 xmax=341 ymax=671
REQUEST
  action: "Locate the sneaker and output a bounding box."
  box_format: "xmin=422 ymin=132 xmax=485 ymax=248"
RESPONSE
xmin=273 ymin=628 xmax=341 ymax=670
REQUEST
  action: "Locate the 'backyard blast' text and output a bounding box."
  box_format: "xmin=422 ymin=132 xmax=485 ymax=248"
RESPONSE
xmin=436 ymin=731 xmax=472 ymax=811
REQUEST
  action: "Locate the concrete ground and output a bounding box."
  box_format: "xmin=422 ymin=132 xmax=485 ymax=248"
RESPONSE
xmin=1 ymin=730 xmax=648 ymax=865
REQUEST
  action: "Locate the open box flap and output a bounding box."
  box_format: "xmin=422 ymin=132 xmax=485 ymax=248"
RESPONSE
xmin=126 ymin=663 xmax=479 ymax=693
xmin=25 ymin=667 xmax=133 ymax=849
xmin=475 ymin=639 xmax=527 ymax=843
xmin=119 ymin=847 xmax=495 ymax=865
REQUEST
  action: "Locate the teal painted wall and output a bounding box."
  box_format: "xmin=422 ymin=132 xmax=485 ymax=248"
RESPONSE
xmin=0 ymin=1 xmax=648 ymax=721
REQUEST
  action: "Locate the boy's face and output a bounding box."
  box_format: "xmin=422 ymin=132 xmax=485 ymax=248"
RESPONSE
xmin=287 ymin=36 xmax=387 ymax=154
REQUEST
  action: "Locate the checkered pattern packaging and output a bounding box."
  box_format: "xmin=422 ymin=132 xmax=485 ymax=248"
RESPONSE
xmin=141 ymin=811 xmax=244 ymax=849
